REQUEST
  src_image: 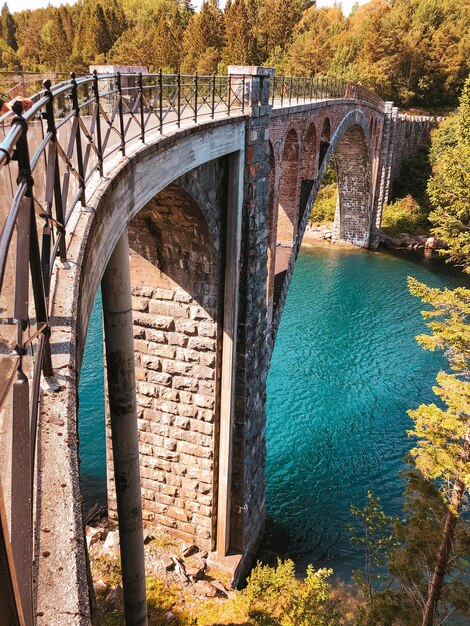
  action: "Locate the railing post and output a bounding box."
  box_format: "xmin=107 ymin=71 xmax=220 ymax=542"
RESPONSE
xmin=92 ymin=70 xmax=104 ymax=177
xmin=227 ymin=73 xmax=231 ymax=116
xmin=177 ymin=70 xmax=181 ymax=127
xmin=194 ymin=71 xmax=198 ymax=122
xmin=70 ymin=72 xmax=86 ymax=206
xmin=296 ymin=76 xmax=300 ymax=104
xmin=281 ymin=76 xmax=285 ymax=107
xmin=158 ymin=68 xmax=163 ymax=133
xmin=116 ymin=71 xmax=125 ymax=156
xmin=242 ymin=74 xmax=245 ymax=113
xmin=288 ymin=77 xmax=293 ymax=104
xmin=138 ymin=72 xmax=145 ymax=144
xmin=211 ymin=72 xmax=216 ymax=119
xmin=43 ymin=79 xmax=67 ymax=267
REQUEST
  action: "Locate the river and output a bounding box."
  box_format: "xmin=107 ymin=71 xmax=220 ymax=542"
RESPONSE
xmin=78 ymin=243 xmax=469 ymax=581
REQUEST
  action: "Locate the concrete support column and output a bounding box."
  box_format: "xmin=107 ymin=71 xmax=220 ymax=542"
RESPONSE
xmin=216 ymin=149 xmax=244 ymax=558
xmin=101 ymin=229 xmax=147 ymax=626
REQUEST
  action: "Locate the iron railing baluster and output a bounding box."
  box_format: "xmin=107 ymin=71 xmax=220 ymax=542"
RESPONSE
xmin=227 ymin=74 xmax=231 ymax=116
xmin=10 ymin=102 xmax=34 ymax=625
xmin=194 ymin=72 xmax=198 ymax=123
xmin=70 ymin=72 xmax=86 ymax=206
xmin=116 ymin=72 xmax=125 ymax=156
xmin=177 ymin=71 xmax=181 ymax=127
xmin=211 ymin=73 xmax=216 ymax=119
xmin=139 ymin=72 xmax=145 ymax=143
xmin=92 ymin=70 xmax=104 ymax=177
xmin=159 ymin=69 xmax=163 ymax=133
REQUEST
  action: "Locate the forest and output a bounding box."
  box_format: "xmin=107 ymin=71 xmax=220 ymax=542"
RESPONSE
xmin=0 ymin=0 xmax=469 ymax=109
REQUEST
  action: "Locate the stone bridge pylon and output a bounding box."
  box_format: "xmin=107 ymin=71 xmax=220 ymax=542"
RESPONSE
xmin=0 ymin=65 xmax=435 ymax=624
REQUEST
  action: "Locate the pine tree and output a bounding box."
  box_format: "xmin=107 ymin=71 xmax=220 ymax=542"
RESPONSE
xmin=180 ymin=0 xmax=225 ymax=74
xmin=428 ymin=76 xmax=470 ymax=271
xmin=223 ymin=0 xmax=255 ymax=66
xmin=0 ymin=2 xmax=17 ymax=52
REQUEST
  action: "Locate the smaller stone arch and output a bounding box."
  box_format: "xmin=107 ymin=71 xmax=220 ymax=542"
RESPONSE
xmin=302 ymin=122 xmax=317 ymax=179
xmin=277 ymin=127 xmax=301 ymax=246
xmin=319 ymin=118 xmax=331 ymax=168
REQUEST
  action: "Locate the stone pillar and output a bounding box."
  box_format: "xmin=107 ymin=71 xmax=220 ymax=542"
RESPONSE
xmin=370 ymin=102 xmax=397 ymax=248
xmin=102 ymin=230 xmax=147 ymax=626
xmin=225 ymin=66 xmax=273 ymax=579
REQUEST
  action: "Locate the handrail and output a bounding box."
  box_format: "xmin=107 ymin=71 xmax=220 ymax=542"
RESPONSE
xmin=0 ymin=69 xmax=385 ymax=623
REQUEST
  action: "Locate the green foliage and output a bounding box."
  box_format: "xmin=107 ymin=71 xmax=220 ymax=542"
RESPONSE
xmin=180 ymin=0 xmax=225 ymax=74
xmin=381 ymin=195 xmax=430 ymax=236
xmin=309 ymin=161 xmax=338 ymax=224
xmin=243 ymin=559 xmax=342 ymax=625
xmin=348 ymin=493 xmax=398 ymax=605
xmin=428 ymin=76 xmax=470 ymax=272
xmin=0 ymin=2 xmax=16 ymax=51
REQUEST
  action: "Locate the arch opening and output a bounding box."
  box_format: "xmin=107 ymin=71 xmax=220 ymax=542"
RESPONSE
xmin=277 ymin=128 xmax=301 ymax=247
xmin=331 ymin=123 xmax=371 ymax=246
xmin=319 ymin=118 xmax=331 ymax=169
xmin=102 ymin=181 xmax=223 ymax=553
xmin=274 ymin=128 xmax=300 ymax=312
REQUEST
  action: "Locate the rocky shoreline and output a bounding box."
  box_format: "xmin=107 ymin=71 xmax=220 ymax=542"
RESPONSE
xmin=304 ymin=223 xmax=444 ymax=256
xmin=86 ymin=513 xmax=238 ymax=624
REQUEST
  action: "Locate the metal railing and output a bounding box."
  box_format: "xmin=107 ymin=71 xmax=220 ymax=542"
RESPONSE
xmin=0 ymin=69 xmax=384 ymax=623
xmin=270 ymin=74 xmax=385 ymax=110
xmin=0 ymin=69 xmax=248 ymax=625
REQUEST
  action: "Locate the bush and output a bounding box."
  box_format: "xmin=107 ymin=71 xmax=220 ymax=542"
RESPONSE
xmin=243 ymin=559 xmax=342 ymax=626
xmin=381 ymin=195 xmax=430 ymax=236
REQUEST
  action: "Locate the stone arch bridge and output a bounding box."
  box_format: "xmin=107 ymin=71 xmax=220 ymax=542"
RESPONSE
xmin=0 ymin=66 xmax=434 ymax=624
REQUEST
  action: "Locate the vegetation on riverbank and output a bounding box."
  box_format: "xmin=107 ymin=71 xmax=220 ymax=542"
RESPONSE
xmin=0 ymin=0 xmax=468 ymax=109
xmin=91 ymin=526 xmax=348 ymax=625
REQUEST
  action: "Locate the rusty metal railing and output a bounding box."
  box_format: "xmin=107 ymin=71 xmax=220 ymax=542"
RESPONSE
xmin=0 ymin=69 xmax=384 ymax=623
xmin=270 ymin=74 xmax=385 ymax=110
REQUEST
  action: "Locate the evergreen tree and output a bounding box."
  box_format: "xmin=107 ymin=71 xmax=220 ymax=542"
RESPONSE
xmin=180 ymin=0 xmax=225 ymax=74
xmin=223 ymin=0 xmax=256 ymax=66
xmin=428 ymin=76 xmax=470 ymax=271
xmin=0 ymin=2 xmax=17 ymax=51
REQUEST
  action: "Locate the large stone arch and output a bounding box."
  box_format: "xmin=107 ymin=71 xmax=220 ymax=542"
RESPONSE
xmin=37 ymin=120 xmax=245 ymax=622
xmin=104 ymin=175 xmax=225 ymax=551
xmin=277 ymin=127 xmax=301 ymax=247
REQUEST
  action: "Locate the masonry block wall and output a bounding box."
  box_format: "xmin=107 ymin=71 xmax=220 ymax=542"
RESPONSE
xmin=332 ymin=124 xmax=371 ymax=245
xmin=371 ymin=106 xmax=436 ymax=246
xmin=390 ymin=114 xmax=436 ymax=186
xmin=107 ymin=161 xmax=226 ymax=551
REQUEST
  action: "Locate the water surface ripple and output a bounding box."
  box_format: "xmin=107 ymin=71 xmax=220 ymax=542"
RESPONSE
xmin=263 ymin=245 xmax=468 ymax=579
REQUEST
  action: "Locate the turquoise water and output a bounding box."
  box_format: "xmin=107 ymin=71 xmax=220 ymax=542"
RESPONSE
xmin=78 ymin=245 xmax=468 ymax=578
xmin=262 ymin=245 xmax=468 ymax=579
